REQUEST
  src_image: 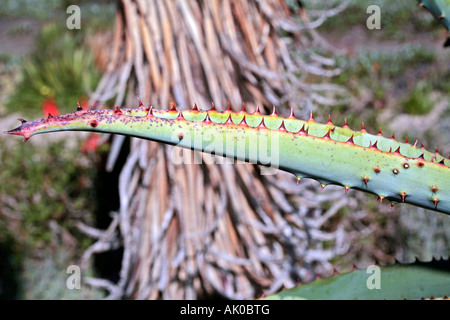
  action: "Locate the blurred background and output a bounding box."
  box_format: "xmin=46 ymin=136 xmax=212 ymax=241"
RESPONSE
xmin=0 ymin=0 xmax=449 ymax=299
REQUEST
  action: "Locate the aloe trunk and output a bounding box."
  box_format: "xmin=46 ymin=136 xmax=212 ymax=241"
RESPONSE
xmin=5 ymin=104 xmax=450 ymax=214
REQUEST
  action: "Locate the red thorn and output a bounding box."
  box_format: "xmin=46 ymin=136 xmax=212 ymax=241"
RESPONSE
xmin=170 ymin=103 xmax=177 ymax=112
xmin=288 ymin=107 xmax=295 ymax=119
xmin=258 ymin=117 xmax=267 ymax=129
xmin=400 ymin=192 xmax=406 ymax=202
xmin=377 ymin=127 xmax=382 ymax=136
xmin=420 ymin=143 xmax=425 ymax=149
xmin=18 ymin=118 xmax=27 ymax=124
xmin=404 ymin=136 xmax=408 ymax=143
xmin=298 ymin=124 xmax=308 ymax=135
xmin=394 ymin=146 xmax=401 ymax=155
xmin=327 ymin=114 xmax=333 ymax=125
xmin=346 ymin=135 xmax=354 ymax=145
xmin=177 ymin=110 xmax=185 ymax=120
xmin=114 ymin=106 xmax=122 ymax=115
xmin=253 ymin=105 xmax=261 ymax=115
xmin=433 ymin=198 xmax=439 ymax=209
xmin=363 ymin=176 xmax=369 ymax=186
xmin=391 ymin=133 xmax=396 ymax=140
xmin=418 ymin=153 xmax=425 ymax=160
xmin=192 ymin=102 xmax=198 ymax=111
xmin=344 ymin=186 xmax=349 ymax=195
xmin=226 ymin=101 xmax=232 ymax=112
xmin=320 ymin=184 xmax=326 ymax=191
xmin=370 ymin=140 xmax=379 ymax=150
xmin=431 ymin=186 xmax=438 ymax=193
xmin=308 ymin=110 xmax=314 ymax=122
xmin=278 ymin=120 xmax=287 ymax=131
xmin=361 ymin=122 xmax=366 ymax=132
xmin=146 ymin=105 xmax=153 ymax=117
xmin=76 ymin=101 xmax=83 ymax=111
xmin=413 ymin=140 xmax=418 ymax=148
xmin=204 ymin=114 xmax=211 ymax=124
xmin=323 ymin=128 xmax=332 ymax=140
xmin=239 ymin=116 xmax=248 ymax=126
xmin=225 ymin=113 xmax=233 ymax=124
xmin=296 ymin=177 xmax=301 ymax=184
xmin=435 ymin=147 xmax=439 ymax=154
xmin=240 ymin=102 xmax=246 ymax=113
xmin=210 ymin=102 xmax=216 ymax=111
xmin=343 ymin=118 xmax=349 ymax=129
xmin=377 ymin=196 xmax=384 ymax=203
xmin=271 ymin=105 xmax=277 ymax=116
xmin=137 ymin=97 xmax=144 ymax=107
xmin=390 ymin=203 xmax=395 ymax=209
xmin=438 ymin=159 xmax=446 ymax=165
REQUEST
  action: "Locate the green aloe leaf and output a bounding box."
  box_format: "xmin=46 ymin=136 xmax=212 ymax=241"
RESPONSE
xmin=263 ymin=263 xmax=450 ymax=300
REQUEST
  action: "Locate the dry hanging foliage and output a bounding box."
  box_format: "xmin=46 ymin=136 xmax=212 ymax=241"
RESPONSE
xmin=82 ymin=0 xmax=350 ymax=299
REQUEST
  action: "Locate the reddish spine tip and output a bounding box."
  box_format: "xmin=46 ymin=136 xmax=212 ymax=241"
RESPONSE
xmin=431 ymin=185 xmax=438 ymax=193
xmin=361 ymin=122 xmax=366 ymax=132
xmin=346 ymin=135 xmax=354 ymax=144
xmin=271 ymin=105 xmax=277 ymax=116
xmin=146 ymin=105 xmax=153 ymax=117
xmin=288 ymin=107 xmax=295 ymax=119
xmin=327 ymin=114 xmax=333 ymax=125
xmin=394 ymin=146 xmax=401 ymax=155
xmin=137 ymin=97 xmax=144 ymax=107
xmin=18 ymin=118 xmax=27 ymax=124
xmin=377 ymin=127 xmax=382 ymax=136
xmin=404 ymin=136 xmax=408 ymax=143
xmin=343 ymin=118 xmax=349 ymax=128
xmin=209 ymin=102 xmax=215 ymax=111
xmin=226 ymin=101 xmax=232 ymax=112
xmin=239 ymin=116 xmax=248 ymax=126
xmin=420 ymin=143 xmax=425 ymax=149
xmin=378 ymin=195 xmax=384 ymax=203
xmin=320 ymin=184 xmax=326 ymax=191
xmin=258 ymin=117 xmax=267 ymax=129
xmin=435 ymin=147 xmax=439 ymax=154
xmin=240 ymin=102 xmax=246 ymax=113
xmin=391 ymin=132 xmax=396 ymax=140
xmin=225 ymin=113 xmax=233 ymax=124
xmin=204 ymin=114 xmax=211 ymax=124
xmin=413 ymin=140 xmax=418 ymax=148
xmin=192 ymin=102 xmax=198 ymax=111
xmin=323 ymin=128 xmax=332 ymax=139
xmin=344 ymin=186 xmax=349 ymax=195
xmin=114 ymin=106 xmax=123 ymax=115
xmin=400 ymin=192 xmax=406 ymax=202
xmin=253 ymin=105 xmax=261 ymax=115
xmin=433 ymin=198 xmax=439 ymax=209
xmin=170 ymin=103 xmax=177 ymax=112
xmin=370 ymin=140 xmax=379 ymax=150
xmin=308 ymin=110 xmax=314 ymax=122
xmin=298 ymin=124 xmax=308 ymax=135
xmin=278 ymin=120 xmax=287 ymax=131
xmin=363 ymin=176 xmax=369 ymax=186
xmin=177 ymin=110 xmax=185 ymax=120
xmin=76 ymin=101 xmax=83 ymax=111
